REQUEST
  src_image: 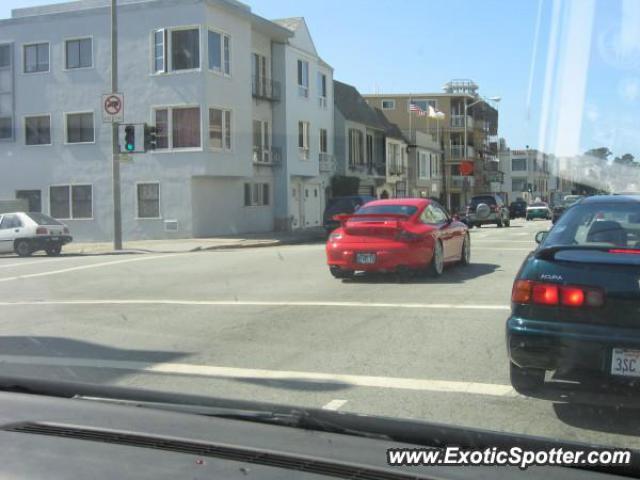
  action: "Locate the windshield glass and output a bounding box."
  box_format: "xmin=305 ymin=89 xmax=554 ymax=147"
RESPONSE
xmin=354 ymin=205 xmax=418 ymax=216
xmin=544 ymin=202 xmax=640 ymax=248
xmin=2 ymin=0 xmax=640 ymax=470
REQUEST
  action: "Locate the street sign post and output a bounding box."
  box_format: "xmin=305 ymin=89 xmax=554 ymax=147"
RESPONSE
xmin=102 ymin=93 xmax=124 ymax=123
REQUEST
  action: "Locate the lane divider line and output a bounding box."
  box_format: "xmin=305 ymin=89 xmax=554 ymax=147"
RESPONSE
xmin=0 ymin=355 xmax=515 ymax=397
xmin=0 ymin=299 xmax=511 ymax=310
xmin=322 ymin=399 xmax=348 ymax=411
xmin=0 ymin=254 xmax=184 ymax=283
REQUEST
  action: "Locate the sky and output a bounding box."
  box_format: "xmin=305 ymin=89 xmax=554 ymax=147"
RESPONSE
xmin=2 ymin=0 xmax=639 ymax=159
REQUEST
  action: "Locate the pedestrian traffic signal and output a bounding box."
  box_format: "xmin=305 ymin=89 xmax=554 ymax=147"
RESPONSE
xmin=144 ymin=124 xmax=158 ymax=151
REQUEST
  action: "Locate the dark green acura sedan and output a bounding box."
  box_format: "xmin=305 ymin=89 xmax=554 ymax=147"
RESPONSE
xmin=507 ymin=195 xmax=640 ymax=394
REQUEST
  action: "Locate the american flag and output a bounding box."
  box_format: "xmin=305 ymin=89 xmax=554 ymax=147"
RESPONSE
xmin=410 ymin=102 xmax=427 ymax=116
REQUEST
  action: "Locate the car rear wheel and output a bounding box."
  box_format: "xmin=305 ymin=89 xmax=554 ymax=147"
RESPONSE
xmin=496 ymin=218 xmax=503 ymax=228
xmin=427 ymin=240 xmax=444 ymax=277
xmin=510 ymin=362 xmax=545 ymax=394
xmin=459 ymin=234 xmax=470 ymax=266
xmin=14 ymin=239 xmax=33 ymax=257
xmin=45 ymin=245 xmax=62 ymax=257
xmin=504 ymin=217 xmax=511 ymax=227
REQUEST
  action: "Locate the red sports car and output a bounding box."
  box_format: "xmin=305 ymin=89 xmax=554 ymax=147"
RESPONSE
xmin=326 ymin=198 xmax=470 ymax=278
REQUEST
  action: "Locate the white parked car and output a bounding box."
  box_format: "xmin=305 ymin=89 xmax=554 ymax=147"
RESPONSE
xmin=0 ymin=212 xmax=72 ymax=257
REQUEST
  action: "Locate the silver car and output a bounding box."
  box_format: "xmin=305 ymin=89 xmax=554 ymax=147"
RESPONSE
xmin=0 ymin=212 xmax=72 ymax=257
xmin=465 ymin=194 xmax=511 ymax=228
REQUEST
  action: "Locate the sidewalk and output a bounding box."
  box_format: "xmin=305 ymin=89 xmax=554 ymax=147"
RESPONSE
xmin=65 ymin=227 xmax=327 ymax=255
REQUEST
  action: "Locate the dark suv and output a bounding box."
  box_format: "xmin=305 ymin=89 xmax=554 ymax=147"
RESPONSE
xmin=466 ymin=194 xmax=510 ymax=228
xmin=509 ymin=199 xmax=528 ymax=219
xmin=323 ymin=195 xmax=375 ymax=233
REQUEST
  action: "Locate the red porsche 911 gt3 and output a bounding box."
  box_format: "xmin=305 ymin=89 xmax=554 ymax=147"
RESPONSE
xmin=326 ymin=198 xmax=470 ymax=278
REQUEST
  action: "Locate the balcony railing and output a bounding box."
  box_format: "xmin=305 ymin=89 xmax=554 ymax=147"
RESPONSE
xmin=319 ymin=152 xmax=335 ymax=172
xmin=251 ymin=76 xmax=281 ymax=101
xmin=388 ymin=164 xmax=406 ymax=176
xmin=449 ymin=145 xmax=475 ymax=160
xmin=449 ymin=176 xmax=475 ymax=189
xmin=252 ymin=146 xmax=281 ymax=165
xmin=450 ymin=115 xmax=473 ymax=129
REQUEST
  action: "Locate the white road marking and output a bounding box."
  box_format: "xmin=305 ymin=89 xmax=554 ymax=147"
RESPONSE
xmin=0 ymin=299 xmax=510 ymax=310
xmin=0 ymin=355 xmax=514 ymax=397
xmin=473 ymin=240 xmax=534 ymax=244
xmin=0 ymin=255 xmax=112 ymax=270
xmin=0 ymin=254 xmax=183 ymax=283
xmin=474 ymin=247 xmax=532 ymax=251
xmin=322 ymin=399 xmax=348 ymax=411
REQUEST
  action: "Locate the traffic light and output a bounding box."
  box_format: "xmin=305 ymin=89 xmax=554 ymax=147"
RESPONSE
xmin=124 ymin=125 xmax=135 ymax=152
xmin=144 ymin=124 xmax=158 ymax=151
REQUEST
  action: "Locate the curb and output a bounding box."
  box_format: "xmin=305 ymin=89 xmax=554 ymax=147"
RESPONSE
xmin=63 ymin=236 xmax=326 ymax=256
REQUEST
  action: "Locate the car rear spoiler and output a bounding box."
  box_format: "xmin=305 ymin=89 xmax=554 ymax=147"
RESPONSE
xmin=332 ymin=213 xmax=411 ymax=226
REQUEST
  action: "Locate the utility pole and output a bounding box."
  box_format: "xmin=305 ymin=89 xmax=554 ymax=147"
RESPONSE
xmin=111 ymin=0 xmax=122 ymax=250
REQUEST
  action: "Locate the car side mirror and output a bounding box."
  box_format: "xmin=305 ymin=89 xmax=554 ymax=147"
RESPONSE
xmin=535 ymin=231 xmax=548 ymax=244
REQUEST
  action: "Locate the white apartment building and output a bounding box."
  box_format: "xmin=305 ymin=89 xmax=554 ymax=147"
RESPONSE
xmin=499 ymin=147 xmax=551 ymax=203
xmin=0 ymin=0 xmax=333 ymax=241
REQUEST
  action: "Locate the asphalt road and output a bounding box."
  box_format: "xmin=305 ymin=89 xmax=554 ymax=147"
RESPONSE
xmin=1 ymin=218 xmax=639 ymax=450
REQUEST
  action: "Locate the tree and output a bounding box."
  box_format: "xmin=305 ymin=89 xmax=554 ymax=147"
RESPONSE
xmin=613 ymin=153 xmax=636 ymax=166
xmin=584 ymin=147 xmax=612 ymax=161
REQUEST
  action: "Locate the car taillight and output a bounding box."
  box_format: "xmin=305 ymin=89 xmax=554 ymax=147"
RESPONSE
xmin=490 ymin=205 xmax=497 ymax=212
xmin=532 ymin=283 xmax=559 ymax=305
xmin=36 ymin=227 xmax=48 ymax=235
xmin=511 ymin=280 xmax=604 ymax=307
xmin=609 ymin=248 xmax=640 ymax=255
xmin=395 ymin=230 xmax=421 ymax=242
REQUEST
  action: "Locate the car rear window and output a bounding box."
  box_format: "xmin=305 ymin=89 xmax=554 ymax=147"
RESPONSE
xmin=470 ymin=196 xmax=496 ymax=207
xmin=544 ymin=202 xmax=640 ymax=248
xmin=26 ymin=212 xmax=63 ymax=226
xmin=355 ymin=205 xmax=418 ymax=217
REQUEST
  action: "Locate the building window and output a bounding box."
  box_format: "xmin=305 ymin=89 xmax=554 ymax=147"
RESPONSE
xmin=65 ymin=112 xmax=94 ymax=144
xmin=25 ymin=115 xmax=51 ymax=145
xmin=23 ymin=43 xmax=49 ymax=73
xmin=419 ymin=152 xmax=430 ymax=179
xmin=153 ymin=29 xmax=166 ymax=73
xmin=171 ymin=28 xmax=200 ymax=71
xmin=50 ymin=185 xmax=92 ymax=219
xmin=154 ymin=107 xmax=201 ymax=150
xmin=317 ymin=72 xmax=327 ymax=107
xmin=320 ymin=128 xmax=328 ymax=154
xmin=253 ymin=120 xmax=271 ymax=163
xmin=298 ymin=121 xmax=310 ymax=159
xmin=0 ymin=117 xmax=13 ymax=140
xmin=0 ymin=44 xmax=11 ymax=68
xmin=16 ymin=190 xmax=41 ymax=212
xmin=65 ymin=38 xmax=92 ymax=69
xmin=208 ymin=30 xmax=231 ymax=75
xmin=297 ymin=59 xmax=309 ymax=97
xmin=366 ymin=133 xmax=373 ymax=166
xmin=209 ymin=108 xmax=232 ymax=150
xmin=244 ymin=183 xmax=270 ymax=206
xmin=512 ymin=158 xmax=527 ymax=171
xmin=137 ymin=183 xmax=160 ymax=218
xmin=348 ymin=129 xmax=364 ymax=166
xmin=381 ymin=99 xmax=395 ymax=110
xmin=512 ymin=178 xmax=527 ymax=192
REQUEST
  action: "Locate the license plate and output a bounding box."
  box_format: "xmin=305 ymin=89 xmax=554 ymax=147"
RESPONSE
xmin=611 ymin=348 xmax=640 ymax=377
xmin=356 ymin=253 xmax=376 ymax=265
xmin=50 ymin=237 xmax=59 ymax=241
